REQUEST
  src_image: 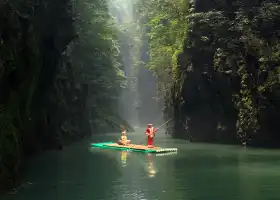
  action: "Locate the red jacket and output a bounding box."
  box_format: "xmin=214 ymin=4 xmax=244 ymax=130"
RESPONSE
xmin=145 ymin=127 xmax=157 ymax=137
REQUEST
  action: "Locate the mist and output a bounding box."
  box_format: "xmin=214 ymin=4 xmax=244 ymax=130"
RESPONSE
xmin=107 ymin=0 xmax=163 ymax=128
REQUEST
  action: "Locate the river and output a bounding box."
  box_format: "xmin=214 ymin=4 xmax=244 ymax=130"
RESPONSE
xmin=2 ymin=128 xmax=280 ymax=200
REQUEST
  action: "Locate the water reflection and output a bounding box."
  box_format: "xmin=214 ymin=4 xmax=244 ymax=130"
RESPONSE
xmin=120 ymin=150 xmax=130 ymax=167
xmin=146 ymin=153 xmax=157 ymax=178
xmin=118 ymin=150 xmax=179 ymax=179
xmin=146 ymin=151 xmax=178 ymax=178
xmin=6 ymin=137 xmax=280 ymax=200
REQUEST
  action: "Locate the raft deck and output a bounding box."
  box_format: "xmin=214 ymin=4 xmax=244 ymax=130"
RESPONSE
xmin=91 ymin=142 xmax=177 ymax=153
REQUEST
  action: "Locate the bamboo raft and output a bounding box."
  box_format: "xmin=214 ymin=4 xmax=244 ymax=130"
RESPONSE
xmin=91 ymin=142 xmax=178 ymax=153
xmin=155 ymin=151 xmax=178 ymax=156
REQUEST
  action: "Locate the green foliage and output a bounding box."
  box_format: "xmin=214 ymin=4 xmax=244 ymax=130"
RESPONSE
xmin=139 ymin=0 xmax=188 ymax=95
xmin=124 ymin=0 xmax=189 ymax=130
xmin=0 ymin=0 xmax=135 ymax=190
xmin=135 ymin=0 xmax=280 ymax=145
xmin=181 ymin=1 xmax=280 ymax=144
xmin=70 ymin=0 xmax=128 ymax=132
xmin=211 ymin=3 xmax=280 ymax=142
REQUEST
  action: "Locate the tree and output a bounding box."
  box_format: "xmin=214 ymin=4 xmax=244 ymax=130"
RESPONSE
xmin=69 ymin=0 xmax=132 ymax=132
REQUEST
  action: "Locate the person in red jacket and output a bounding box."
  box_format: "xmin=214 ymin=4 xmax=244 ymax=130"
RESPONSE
xmin=145 ymin=124 xmax=158 ymax=148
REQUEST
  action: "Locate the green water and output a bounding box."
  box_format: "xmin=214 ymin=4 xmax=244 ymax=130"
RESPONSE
xmin=2 ymin=128 xmax=280 ymax=200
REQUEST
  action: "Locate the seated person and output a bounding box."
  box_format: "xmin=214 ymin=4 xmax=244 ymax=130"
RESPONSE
xmin=117 ymin=130 xmax=131 ymax=145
